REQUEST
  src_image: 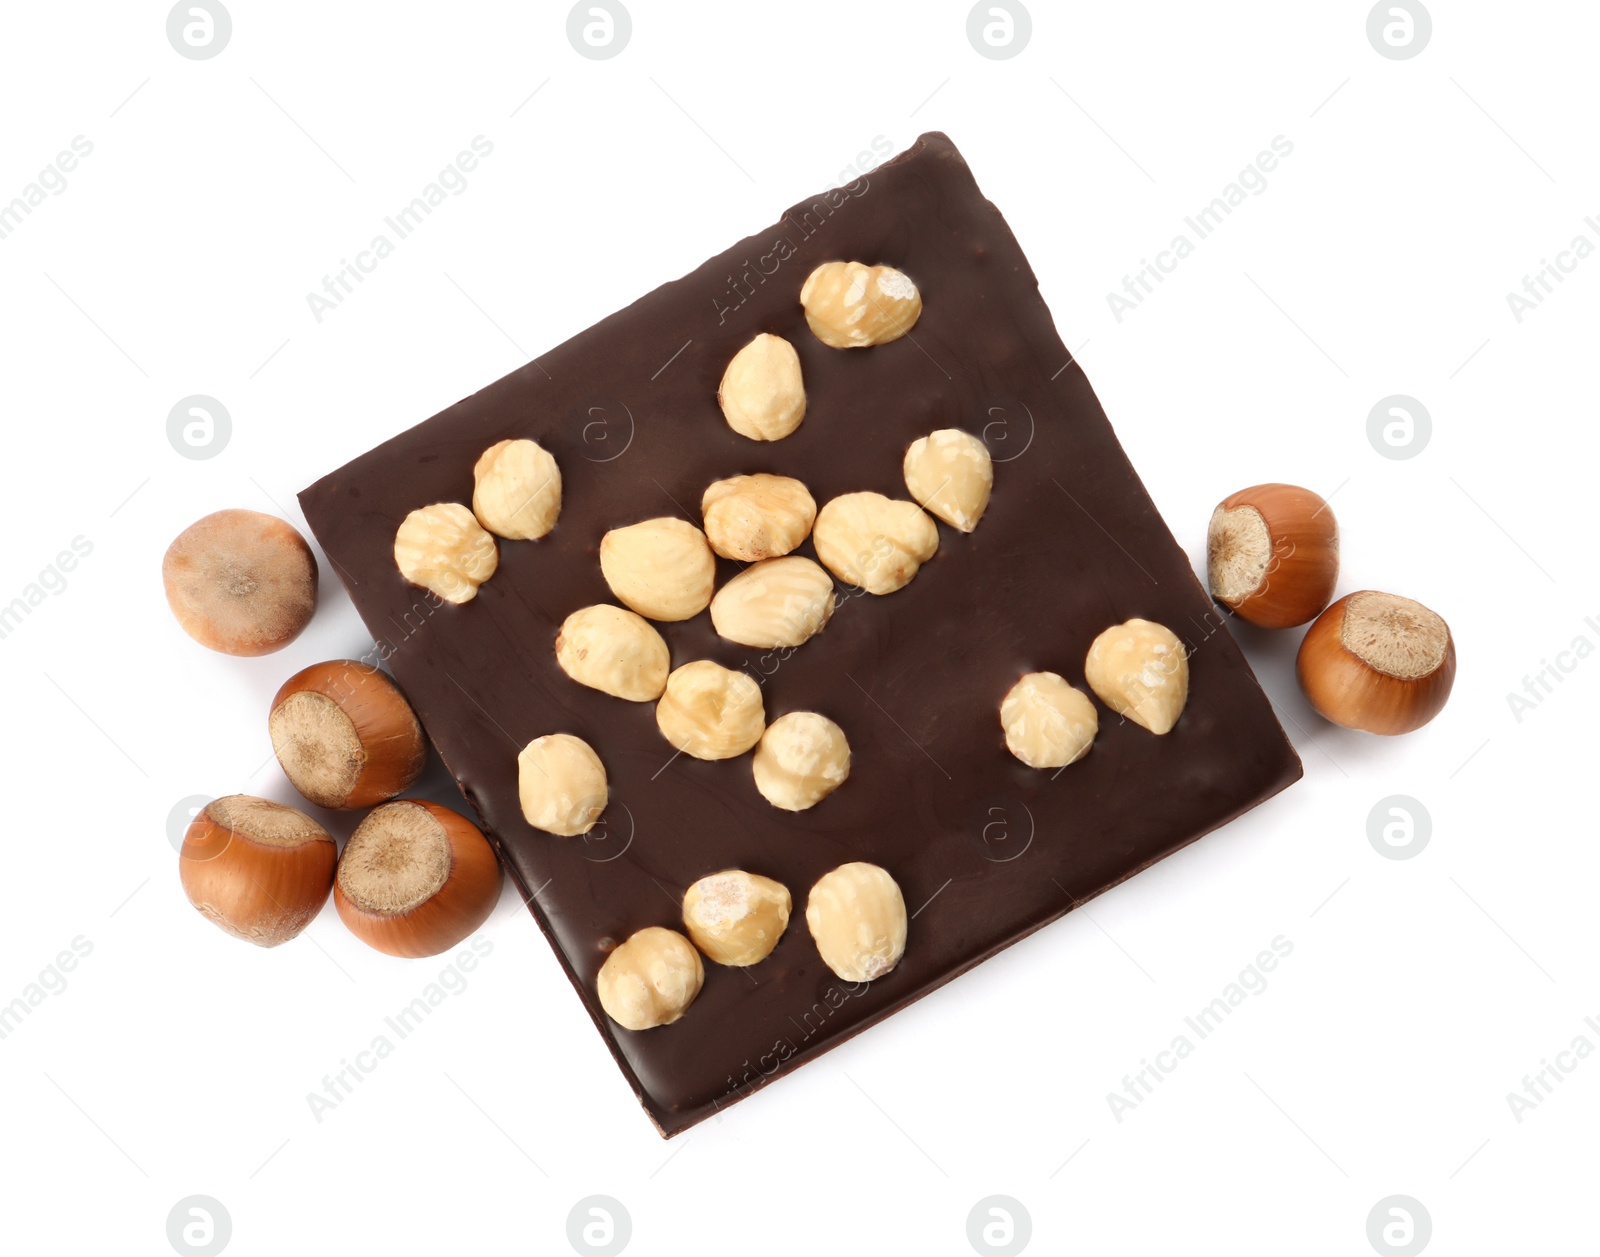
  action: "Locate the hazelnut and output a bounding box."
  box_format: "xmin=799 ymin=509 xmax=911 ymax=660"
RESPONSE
xmin=472 ymin=438 xmax=562 ymax=540
xmin=655 ymin=660 xmax=765 ymax=760
xmin=1296 ymin=591 xmax=1455 ymax=735
xmin=597 ymin=926 xmax=704 ymax=1031
xmin=701 ymin=473 xmax=817 ymax=561
xmin=805 ymin=862 xmax=907 ymax=982
xmin=334 ymin=799 xmax=502 ymax=958
xmin=999 ymin=672 xmax=1098 ymax=769
xmin=709 ymin=556 xmax=835 ymax=649
xmin=162 ymin=509 xmax=317 ymax=655
xmin=599 ymin=517 xmax=716 ymax=622
xmin=718 ymin=333 xmax=807 ymax=441
xmin=394 ymin=502 xmax=499 ymax=604
xmin=555 ymin=604 xmax=670 ymax=701
xmin=1084 ymin=619 xmax=1190 ymax=735
xmin=179 ymin=795 xmax=336 ymax=948
xmin=903 ymin=429 xmax=993 ymax=532
xmin=682 ymin=870 xmax=792 ymax=966
xmin=752 ymin=712 xmax=851 ymax=811
xmin=1207 ymin=483 xmax=1338 ymax=628
xmin=518 ymin=733 xmax=608 ymax=836
xmin=812 ymin=492 xmax=938 ymax=595
xmin=269 ymin=659 xmax=427 ymax=809
xmin=799 ymin=261 xmax=922 ymax=349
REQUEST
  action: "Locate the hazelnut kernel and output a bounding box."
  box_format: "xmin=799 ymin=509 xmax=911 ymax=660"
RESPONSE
xmin=518 ymin=733 xmax=608 ymax=836
xmin=752 ymin=712 xmax=850 ymax=811
xmin=805 ymin=862 xmax=907 ymax=983
xmin=1000 ymin=672 xmax=1098 ymax=769
xmin=812 ymin=492 xmax=938 ymax=595
xmin=709 ymin=556 xmax=835 ymax=649
xmin=655 ymin=660 xmax=765 ymax=760
xmin=1084 ymin=618 xmax=1190 ymax=735
xmin=682 ymin=870 xmax=792 ymax=966
xmin=394 ymin=502 xmax=499 ymax=604
xmin=555 ymin=604 xmax=670 ymax=701
xmin=903 ymin=429 xmax=993 ymax=532
xmin=718 ymin=333 xmax=807 ymax=441
xmin=701 ymin=473 xmax=816 ymax=561
xmin=472 ymin=438 xmax=562 ymax=540
xmin=597 ymin=926 xmax=704 ymax=1030
xmin=800 ymin=261 xmax=922 ymax=349
xmin=599 ymin=517 xmax=716 ymax=622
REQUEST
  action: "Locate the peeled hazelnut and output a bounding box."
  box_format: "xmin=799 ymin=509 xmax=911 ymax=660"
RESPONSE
xmin=555 ymin=604 xmax=670 ymax=701
xmin=597 ymin=926 xmax=704 ymax=1031
xmin=655 ymin=660 xmax=765 ymax=760
xmin=472 ymin=438 xmax=562 ymax=540
xmin=812 ymin=492 xmax=938 ymax=595
xmin=1297 ymin=591 xmax=1455 ymax=735
xmin=682 ymin=870 xmax=791 ymax=966
xmin=701 ymin=473 xmax=816 ymax=561
xmin=162 ymin=509 xmax=317 ymax=655
xmin=518 ymin=733 xmax=608 ymax=836
xmin=1208 ymin=483 xmax=1338 ymax=628
xmin=179 ymin=794 xmax=336 ymax=947
xmin=718 ymin=333 xmax=807 ymax=441
xmin=709 ymin=557 xmax=835 ymax=649
xmin=599 ymin=517 xmax=716 ymax=622
xmin=752 ymin=712 xmax=850 ymax=811
xmin=1000 ymin=672 xmax=1098 ymax=769
xmin=334 ymin=800 xmax=502 ymax=958
xmin=903 ymin=429 xmax=993 ymax=532
xmin=805 ymin=862 xmax=907 ymax=983
xmin=1084 ymin=619 xmax=1190 ymax=735
xmin=800 ymin=261 xmax=922 ymax=349
xmin=394 ymin=503 xmax=498 ymax=604
xmin=269 ymin=660 xmax=427 ymax=810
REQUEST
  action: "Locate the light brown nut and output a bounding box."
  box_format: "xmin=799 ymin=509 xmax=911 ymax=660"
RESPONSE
xmin=903 ymin=429 xmax=993 ymax=532
xmin=701 ymin=473 xmax=817 ymax=561
xmin=597 ymin=926 xmax=704 ymax=1030
xmin=599 ymin=517 xmax=716 ymax=622
xmin=709 ymin=557 xmax=835 ymax=649
xmin=162 ymin=509 xmax=317 ymax=656
xmin=394 ymin=503 xmax=499 ymax=604
xmin=472 ymin=438 xmax=562 ymax=540
xmin=752 ymin=711 xmax=850 ymax=811
xmin=811 ymin=492 xmax=938 ymax=595
xmin=799 ymin=261 xmax=922 ymax=349
xmin=718 ymin=333 xmax=807 ymax=441
xmin=682 ymin=870 xmax=791 ymax=966
xmin=655 ymin=660 xmax=765 ymax=760
xmin=1000 ymin=672 xmax=1098 ymax=769
xmin=805 ymin=862 xmax=907 ymax=982
xmin=1085 ymin=618 xmax=1190 ymax=735
xmin=555 ymin=604 xmax=670 ymax=701
xmin=517 ymin=733 xmax=607 ymax=836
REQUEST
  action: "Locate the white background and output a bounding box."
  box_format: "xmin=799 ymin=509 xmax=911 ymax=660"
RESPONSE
xmin=1 ymin=2 xmax=1595 ymax=1254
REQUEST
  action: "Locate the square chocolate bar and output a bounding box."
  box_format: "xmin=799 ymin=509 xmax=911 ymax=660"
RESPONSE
xmin=300 ymin=132 xmax=1302 ymax=1135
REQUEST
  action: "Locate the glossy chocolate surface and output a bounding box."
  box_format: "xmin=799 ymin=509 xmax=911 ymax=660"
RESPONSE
xmin=300 ymin=133 xmax=1302 ymax=1136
